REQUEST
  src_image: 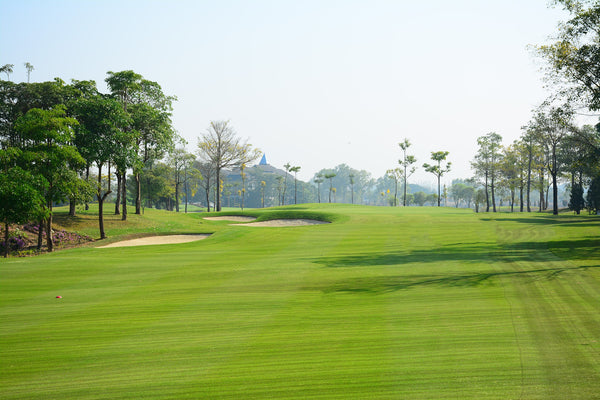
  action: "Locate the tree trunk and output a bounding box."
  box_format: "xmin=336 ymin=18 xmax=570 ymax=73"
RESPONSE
xmin=216 ymin=168 xmax=221 ymax=212
xmin=484 ymin=172 xmax=490 ymax=212
xmin=99 ymin=196 xmax=106 ymax=239
xmin=3 ymin=221 xmax=9 ymax=258
xmin=491 ymin=176 xmax=497 ymax=212
xmin=85 ymin=164 xmax=90 ymax=211
xmin=69 ymin=198 xmax=76 ymax=217
xmin=519 ymin=181 xmax=524 ymax=212
xmin=122 ymin=172 xmax=128 ymax=221
xmin=37 ymin=219 xmax=43 ymax=250
xmin=98 ymin=165 xmax=110 ymax=239
xmin=510 ymin=189 xmax=515 ymax=213
xmin=539 ymin=172 xmax=544 ymax=212
xmin=46 ymin=204 xmax=53 ymax=252
xmin=551 ymin=146 xmax=559 ymax=215
xmin=175 ymin=182 xmax=180 ymax=212
xmin=115 ymin=172 xmax=121 ymax=215
xmin=526 ymin=153 xmax=532 ymax=212
xmin=552 ymin=172 xmax=559 ymax=215
xmin=135 ymin=172 xmax=142 ymax=215
xmin=184 ymin=173 xmax=188 ymax=213
xmin=437 ymin=175 xmax=441 ymax=206
xmin=205 ymin=185 xmax=211 ymax=212
xmin=213 ymin=185 xmax=217 ymax=212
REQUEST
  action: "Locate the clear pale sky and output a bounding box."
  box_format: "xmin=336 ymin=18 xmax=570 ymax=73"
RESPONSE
xmin=0 ymin=0 xmax=571 ymax=186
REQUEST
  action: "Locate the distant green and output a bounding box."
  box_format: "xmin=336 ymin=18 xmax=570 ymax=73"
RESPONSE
xmin=1 ymin=204 xmax=599 ymax=399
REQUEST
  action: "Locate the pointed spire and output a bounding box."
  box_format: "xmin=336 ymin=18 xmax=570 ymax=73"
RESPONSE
xmin=259 ymin=154 xmax=267 ymax=165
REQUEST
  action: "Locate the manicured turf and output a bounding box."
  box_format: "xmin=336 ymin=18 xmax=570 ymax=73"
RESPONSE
xmin=1 ymin=204 xmax=599 ymax=399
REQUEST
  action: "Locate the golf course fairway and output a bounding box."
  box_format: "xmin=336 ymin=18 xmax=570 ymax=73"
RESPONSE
xmin=1 ymin=204 xmax=599 ymax=399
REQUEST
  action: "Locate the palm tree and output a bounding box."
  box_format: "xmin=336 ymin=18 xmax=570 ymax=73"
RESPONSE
xmin=24 ymin=62 xmax=34 ymax=83
xmin=290 ymin=166 xmax=301 ymax=204
xmin=423 ymin=151 xmax=451 ymax=206
xmin=0 ymin=64 xmax=14 ymax=81
xmin=324 ymin=172 xmax=336 ymax=203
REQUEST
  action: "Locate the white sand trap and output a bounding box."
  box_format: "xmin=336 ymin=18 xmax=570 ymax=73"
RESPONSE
xmin=241 ymin=219 xmax=330 ymax=227
xmin=98 ymin=234 xmax=211 ymax=248
xmin=203 ymin=216 xmax=257 ymax=222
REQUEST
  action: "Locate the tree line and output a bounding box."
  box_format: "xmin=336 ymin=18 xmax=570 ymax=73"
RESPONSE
xmin=0 ymin=70 xmax=176 ymax=256
xmin=3 ymin=0 xmax=600 ymax=256
xmin=469 ymin=0 xmax=600 ymax=215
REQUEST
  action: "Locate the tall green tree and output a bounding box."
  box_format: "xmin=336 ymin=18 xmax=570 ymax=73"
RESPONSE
xmin=168 ymin=144 xmax=200 ymax=213
xmin=532 ymin=106 xmax=574 ymax=215
xmin=519 ymin=126 xmax=544 ymax=212
xmin=290 ymin=165 xmax=301 ymax=204
xmin=569 ymin=182 xmax=585 ymax=214
xmin=314 ymin=174 xmax=324 ymax=203
xmin=0 ymin=64 xmax=14 ymax=81
xmin=499 ymin=143 xmax=522 ymax=212
xmin=0 ymin=149 xmax=47 ymax=257
xmin=471 ymin=133 xmax=503 ymax=212
xmin=386 ymin=168 xmax=403 ymax=207
xmin=324 ymin=172 xmax=336 ymax=203
xmin=1 ymin=79 xmax=72 ymax=148
xmin=587 ymin=174 xmax=600 ymax=213
xmin=73 ymin=95 xmax=130 ymax=239
xmin=398 ymin=139 xmax=417 ymax=206
xmin=349 ymin=173 xmax=355 ymax=204
xmin=24 ymin=62 xmax=34 ymax=83
xmin=197 ymin=120 xmax=260 ymax=212
xmin=196 ymin=160 xmax=215 ymax=212
xmin=106 ymin=71 xmax=176 ymax=216
xmin=14 ymin=105 xmax=84 ymax=251
xmin=105 ymin=70 xmax=142 ymax=219
xmin=168 ymin=143 xmax=196 ymax=212
xmin=282 ymin=162 xmax=292 ymax=205
xmin=423 ymin=151 xmax=451 ymax=207
xmin=537 ymin=1 xmax=600 ymax=111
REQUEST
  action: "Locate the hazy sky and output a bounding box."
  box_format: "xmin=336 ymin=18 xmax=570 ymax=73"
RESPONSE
xmin=1 ymin=0 xmax=573 ymax=186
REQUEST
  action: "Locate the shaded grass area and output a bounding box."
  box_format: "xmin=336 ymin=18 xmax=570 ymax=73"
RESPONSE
xmin=1 ymin=205 xmax=599 ymax=399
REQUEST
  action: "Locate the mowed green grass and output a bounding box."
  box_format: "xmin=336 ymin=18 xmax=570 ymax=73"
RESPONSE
xmin=1 ymin=204 xmax=599 ymax=399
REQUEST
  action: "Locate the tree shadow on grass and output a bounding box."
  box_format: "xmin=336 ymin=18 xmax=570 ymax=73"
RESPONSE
xmin=52 ymin=213 xmax=92 ymax=229
xmin=481 ymin=215 xmax=600 ymax=228
xmin=309 ymin=238 xmax=600 ymax=269
xmin=307 ymin=238 xmax=600 ymax=293
xmin=306 ymin=265 xmax=600 ymax=294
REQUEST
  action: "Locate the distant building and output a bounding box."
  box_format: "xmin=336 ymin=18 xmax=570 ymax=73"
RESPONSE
xmin=222 ymin=154 xmax=291 ymax=180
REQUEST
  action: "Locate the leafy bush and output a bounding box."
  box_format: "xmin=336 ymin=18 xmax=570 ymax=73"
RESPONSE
xmin=0 ymin=231 xmax=27 ymax=253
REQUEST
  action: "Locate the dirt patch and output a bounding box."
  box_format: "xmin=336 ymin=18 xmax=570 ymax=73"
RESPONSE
xmin=240 ymin=219 xmax=330 ymax=227
xmin=203 ymin=216 xmax=257 ymax=222
xmin=97 ymin=234 xmax=211 ymax=248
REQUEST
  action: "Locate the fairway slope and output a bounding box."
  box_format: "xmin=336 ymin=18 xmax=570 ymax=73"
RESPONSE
xmin=1 ymin=205 xmax=599 ymax=399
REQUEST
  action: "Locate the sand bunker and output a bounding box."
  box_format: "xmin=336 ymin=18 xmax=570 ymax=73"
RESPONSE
xmin=241 ymin=219 xmax=329 ymax=227
xmin=98 ymin=234 xmax=211 ymax=248
xmin=203 ymin=216 xmax=257 ymax=222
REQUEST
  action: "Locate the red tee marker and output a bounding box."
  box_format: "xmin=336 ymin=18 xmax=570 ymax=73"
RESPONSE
xmin=56 ymin=296 xmax=62 ymax=299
